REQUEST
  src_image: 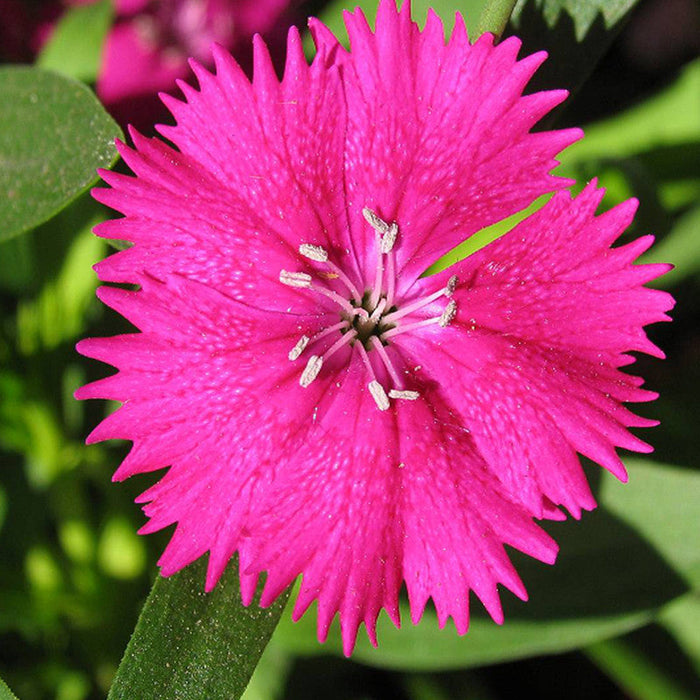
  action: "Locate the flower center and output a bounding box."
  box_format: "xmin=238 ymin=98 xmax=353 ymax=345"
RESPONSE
xmin=279 ymin=208 xmax=458 ymax=411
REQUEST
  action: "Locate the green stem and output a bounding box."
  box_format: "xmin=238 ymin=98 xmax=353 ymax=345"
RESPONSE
xmin=585 ymin=638 xmax=696 ymax=700
xmin=476 ymin=0 xmax=519 ymax=39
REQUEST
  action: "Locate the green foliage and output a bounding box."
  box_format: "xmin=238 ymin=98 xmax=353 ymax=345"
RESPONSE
xmin=512 ymin=0 xmax=641 ymax=40
xmin=476 ymin=0 xmax=518 ymax=37
xmin=0 ymin=67 xmax=121 ymax=242
xmin=108 ymin=559 xmax=290 ymax=700
xmin=0 ymin=677 xmax=19 ymax=700
xmin=507 ymin=0 xmax=644 ymax=123
xmin=311 ymin=0 xmax=488 ymax=44
xmin=37 ymin=0 xmax=114 ymax=84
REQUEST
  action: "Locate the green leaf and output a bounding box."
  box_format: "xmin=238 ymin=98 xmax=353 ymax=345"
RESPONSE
xmin=37 ymin=0 xmax=114 ymax=83
xmin=275 ymin=459 xmax=700 ymax=669
xmin=507 ymin=0 xmax=644 ymax=123
xmin=639 ymin=205 xmax=700 ymax=289
xmin=0 ymin=66 xmax=122 ymax=243
xmin=563 ymin=59 xmax=700 ymax=163
xmin=512 ymin=0 xmax=641 ymax=40
xmin=0 ymin=676 xmax=19 ymax=700
xmin=108 ymin=558 xmax=290 ymax=700
xmin=660 ymin=594 xmax=700 ymax=676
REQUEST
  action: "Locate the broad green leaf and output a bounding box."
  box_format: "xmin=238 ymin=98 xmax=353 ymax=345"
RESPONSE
xmin=0 ymin=66 xmax=121 ymax=242
xmin=276 ymin=459 xmax=700 ymax=669
xmin=37 ymin=0 xmax=113 ymax=83
xmin=601 ymin=460 xmax=700 ymax=589
xmin=564 ymin=59 xmax=700 ymax=163
xmin=108 ymin=558 xmax=290 ymax=700
xmin=0 ymin=677 xmax=19 ymax=700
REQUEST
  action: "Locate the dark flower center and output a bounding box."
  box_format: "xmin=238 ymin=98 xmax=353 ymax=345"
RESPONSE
xmin=279 ymin=208 xmax=458 ymax=410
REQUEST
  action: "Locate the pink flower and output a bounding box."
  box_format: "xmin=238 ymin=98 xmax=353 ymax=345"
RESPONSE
xmin=76 ymin=0 xmax=673 ymax=654
xmin=96 ymin=0 xmax=296 ymax=129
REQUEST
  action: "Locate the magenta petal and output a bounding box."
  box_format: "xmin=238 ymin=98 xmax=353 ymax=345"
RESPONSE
xmin=392 ymin=183 xmax=673 ymax=519
xmin=317 ymin=0 xmax=581 ymax=290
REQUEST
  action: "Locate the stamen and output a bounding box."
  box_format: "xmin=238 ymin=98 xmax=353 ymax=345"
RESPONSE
xmin=310 ymin=283 xmax=368 ymax=318
xmin=368 ymin=298 xmax=387 ymax=324
xmin=385 ymin=250 xmax=396 ymax=308
xmin=368 ymin=380 xmax=390 ymax=411
xmin=362 ymin=207 xmax=389 ymax=235
xmin=383 ymin=286 xmax=451 ymax=324
xmin=369 ymin=336 xmax=403 ymax=387
xmin=380 ymin=309 xmax=457 ymax=340
xmin=300 ymin=355 xmax=323 ymax=387
xmin=369 ymin=250 xmax=385 ymax=309
xmin=445 ymin=275 xmax=458 ymax=298
xmin=280 ymin=270 xmax=312 ymax=288
xmin=389 ymin=389 xmax=420 ymax=400
xmin=380 ymin=223 xmax=398 ymax=254
xmin=312 ymin=320 xmax=351 ymax=344
xmin=299 ymin=243 xmax=328 ymax=262
xmin=439 ymin=300 xmax=457 ymax=327
xmin=322 ymin=328 xmax=357 ymax=362
xmin=325 ymin=260 xmax=363 ymax=302
xmin=288 ymin=335 xmax=309 ymax=361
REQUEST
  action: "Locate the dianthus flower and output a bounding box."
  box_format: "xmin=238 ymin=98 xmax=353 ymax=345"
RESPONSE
xmin=93 ymin=0 xmax=294 ymax=127
xmin=76 ymin=0 xmax=673 ymax=654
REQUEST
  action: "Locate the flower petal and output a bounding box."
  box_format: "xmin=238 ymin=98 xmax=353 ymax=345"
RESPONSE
xmin=391 ymin=184 xmax=673 ymax=518
xmin=311 ymin=0 xmax=582 ymax=289
xmin=93 ymin=28 xmax=361 ymax=310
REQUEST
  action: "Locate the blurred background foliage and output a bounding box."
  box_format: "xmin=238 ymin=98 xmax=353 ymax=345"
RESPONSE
xmin=0 ymin=0 xmax=699 ymax=698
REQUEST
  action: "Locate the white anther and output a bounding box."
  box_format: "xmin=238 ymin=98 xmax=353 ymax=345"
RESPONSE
xmin=299 ymin=243 xmax=328 ymax=262
xmin=445 ymin=275 xmax=458 ymax=297
xmin=362 ymin=207 xmax=389 ymax=234
xmin=288 ymin=335 xmax=309 ymax=361
xmin=388 ymin=389 xmax=420 ymax=400
xmin=300 ymin=355 xmax=323 ymax=387
xmin=368 ymin=380 xmax=390 ymax=411
xmin=280 ymin=270 xmax=312 ymax=288
xmin=439 ymin=300 xmax=457 ymax=327
xmin=380 ymin=222 xmax=398 ymax=254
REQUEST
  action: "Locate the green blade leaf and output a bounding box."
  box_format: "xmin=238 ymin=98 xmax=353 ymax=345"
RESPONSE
xmin=0 ymin=66 xmax=122 ymax=243
xmin=37 ymin=0 xmax=114 ymax=83
xmin=585 ymin=636 xmax=698 ymax=700
xmin=276 ymin=459 xmax=700 ymax=669
xmin=108 ymin=558 xmax=290 ymax=700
